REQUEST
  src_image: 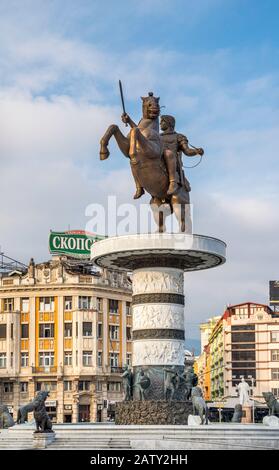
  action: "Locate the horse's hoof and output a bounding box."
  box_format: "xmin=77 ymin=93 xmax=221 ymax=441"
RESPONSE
xmin=100 ymin=149 xmax=110 ymax=160
xmin=133 ymin=188 xmax=145 ymax=199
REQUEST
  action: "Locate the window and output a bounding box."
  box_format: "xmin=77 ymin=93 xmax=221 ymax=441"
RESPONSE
xmin=39 ymin=352 xmax=55 ymax=367
xmin=96 ymin=381 xmax=102 ymax=392
xmin=37 ymin=382 xmax=56 ymax=392
xmin=64 ymin=381 xmax=72 ymax=391
xmin=21 ymin=298 xmax=29 ymax=312
xmin=64 ymin=296 xmax=72 ymax=311
xmin=109 ymin=325 xmax=119 ymax=340
xmin=97 ymin=323 xmax=103 ymax=339
xmin=271 ymin=331 xmax=279 ymax=343
xmin=231 ymin=332 xmax=255 ymax=343
xmin=0 ymin=324 xmax=6 ymax=339
xmin=232 ymin=350 xmax=255 ymax=361
xmin=78 ymin=296 xmax=92 ymax=310
xmin=21 ymin=324 xmax=29 ymax=339
xmin=20 ymin=382 xmax=28 ymax=393
xmin=232 ymin=343 xmax=254 ymax=350
xmin=0 ymin=353 xmax=7 ymax=368
xmin=126 ymin=327 xmax=132 ymax=341
xmin=21 ymin=352 xmax=29 ymax=367
xmin=109 ymin=299 xmax=119 ymax=314
xmin=11 ymin=324 xmax=13 ymax=339
xmin=97 ymin=352 xmax=102 ymax=367
xmin=97 ymin=297 xmax=103 ymax=311
xmin=272 ymin=388 xmax=279 ymax=398
xmin=126 ymin=353 xmax=132 ymax=367
xmin=83 ymin=322 xmax=92 ymax=337
xmin=76 ymin=322 xmax=78 ymax=337
xmin=4 ymin=298 xmax=14 ymax=312
xmin=39 ymin=297 xmax=55 ymax=312
xmin=271 ymin=369 xmax=279 ymax=380
xmin=10 ymin=352 xmax=13 ymax=367
xmin=64 ymin=323 xmax=72 ymax=338
xmin=39 ymin=323 xmax=55 ymax=338
xmin=126 ymin=302 xmax=131 ymax=315
xmin=78 ymin=381 xmax=90 ymax=391
xmin=231 ymin=325 xmax=255 ymax=331
xmin=83 ymin=351 xmax=92 ymax=366
xmin=107 ymin=382 xmax=121 ymax=392
xmin=271 ymin=350 xmax=279 ymax=361
xmin=111 ymin=272 xmax=118 ymax=287
xmin=4 ymin=382 xmax=13 ymax=393
xmin=110 ymin=353 xmax=119 ymax=368
xmin=64 ymin=352 xmax=72 ymax=366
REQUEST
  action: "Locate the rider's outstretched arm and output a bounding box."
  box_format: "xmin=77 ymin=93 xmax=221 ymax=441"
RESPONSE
xmin=121 ymin=113 xmax=137 ymax=128
xmin=179 ymin=135 xmax=204 ymax=156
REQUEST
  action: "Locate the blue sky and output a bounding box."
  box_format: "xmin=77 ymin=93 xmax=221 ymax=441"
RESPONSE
xmin=0 ymin=0 xmax=278 ymax=342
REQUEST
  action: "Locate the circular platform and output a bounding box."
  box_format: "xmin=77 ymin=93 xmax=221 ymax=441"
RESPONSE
xmin=91 ymin=233 xmax=226 ymax=272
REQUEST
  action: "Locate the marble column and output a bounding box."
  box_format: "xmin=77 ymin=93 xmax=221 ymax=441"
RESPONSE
xmin=132 ymin=267 xmax=185 ymax=400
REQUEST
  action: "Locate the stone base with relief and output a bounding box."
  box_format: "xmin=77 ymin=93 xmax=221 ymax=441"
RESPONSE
xmin=91 ymin=233 xmax=226 ymax=424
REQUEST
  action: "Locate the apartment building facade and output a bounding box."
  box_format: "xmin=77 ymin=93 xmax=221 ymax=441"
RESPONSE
xmin=0 ymin=256 xmax=132 ymax=423
xmin=196 ymin=302 xmax=279 ymax=403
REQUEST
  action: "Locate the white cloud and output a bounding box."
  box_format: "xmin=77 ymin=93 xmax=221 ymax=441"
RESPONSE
xmin=0 ymin=3 xmax=278 ymax=340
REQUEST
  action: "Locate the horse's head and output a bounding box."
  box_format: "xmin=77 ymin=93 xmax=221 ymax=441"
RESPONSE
xmin=141 ymin=92 xmax=160 ymax=119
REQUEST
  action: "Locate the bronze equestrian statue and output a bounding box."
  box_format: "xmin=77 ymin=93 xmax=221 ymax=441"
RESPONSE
xmin=100 ymin=91 xmax=204 ymax=232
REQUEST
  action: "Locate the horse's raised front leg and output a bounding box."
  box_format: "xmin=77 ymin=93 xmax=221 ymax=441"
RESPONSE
xmin=100 ymin=125 xmax=130 ymax=160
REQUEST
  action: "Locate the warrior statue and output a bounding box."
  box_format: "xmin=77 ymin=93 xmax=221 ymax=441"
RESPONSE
xmin=182 ymin=366 xmax=198 ymax=400
xmin=121 ymin=365 xmax=133 ymax=401
xmin=135 ymin=369 xmax=151 ymax=401
xmin=100 ymin=88 xmax=204 ymax=232
xmin=164 ymin=366 xmax=179 ymax=401
xmin=132 ymin=114 xmax=203 ymax=199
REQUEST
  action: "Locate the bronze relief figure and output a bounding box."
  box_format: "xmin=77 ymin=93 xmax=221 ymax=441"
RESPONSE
xmin=100 ymin=90 xmax=203 ymax=232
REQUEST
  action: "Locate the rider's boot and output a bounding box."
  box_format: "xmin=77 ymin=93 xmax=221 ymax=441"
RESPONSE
xmin=167 ymin=180 xmax=179 ymax=195
xmin=133 ymin=187 xmax=145 ymax=199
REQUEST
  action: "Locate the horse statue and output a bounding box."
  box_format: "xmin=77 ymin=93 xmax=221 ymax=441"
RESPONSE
xmin=33 ymin=391 xmax=53 ymax=433
xmin=191 ymin=386 xmax=208 ymax=425
xmin=262 ymin=392 xmax=279 ymax=416
xmin=100 ymin=91 xmax=196 ymax=232
xmin=17 ymin=399 xmax=36 ymax=424
xmin=0 ymin=405 xmax=15 ymax=429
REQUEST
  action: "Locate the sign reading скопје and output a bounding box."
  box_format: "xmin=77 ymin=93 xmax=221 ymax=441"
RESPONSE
xmin=49 ymin=230 xmax=106 ymax=259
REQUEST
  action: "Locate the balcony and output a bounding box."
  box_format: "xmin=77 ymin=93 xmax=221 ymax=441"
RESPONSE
xmin=110 ymin=367 xmax=124 ymax=374
xmin=32 ymin=366 xmax=58 ymax=374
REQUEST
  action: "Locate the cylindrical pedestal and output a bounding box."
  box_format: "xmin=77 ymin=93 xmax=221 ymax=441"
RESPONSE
xmin=132 ymin=267 xmax=185 ymax=400
xmin=91 ymin=233 xmax=226 ymax=424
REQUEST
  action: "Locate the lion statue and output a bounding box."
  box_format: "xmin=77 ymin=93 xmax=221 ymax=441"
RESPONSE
xmin=231 ymin=404 xmax=243 ymax=423
xmin=33 ymin=391 xmax=53 ymax=433
xmin=17 ymin=400 xmax=36 ymax=424
xmin=191 ymin=386 xmax=208 ymax=425
xmin=262 ymin=392 xmax=279 ymax=416
xmin=0 ymin=405 xmax=15 ymax=429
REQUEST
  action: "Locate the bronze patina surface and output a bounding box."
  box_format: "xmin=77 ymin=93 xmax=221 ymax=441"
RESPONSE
xmin=100 ymin=91 xmax=204 ymax=232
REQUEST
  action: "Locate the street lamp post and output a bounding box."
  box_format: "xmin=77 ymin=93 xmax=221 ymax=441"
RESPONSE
xmin=248 ymin=375 xmax=255 ymax=423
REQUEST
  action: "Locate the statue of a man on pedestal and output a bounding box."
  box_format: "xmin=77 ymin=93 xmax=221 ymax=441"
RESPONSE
xmin=237 ymin=378 xmax=251 ymax=405
xmin=121 ymin=365 xmax=133 ymax=401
